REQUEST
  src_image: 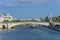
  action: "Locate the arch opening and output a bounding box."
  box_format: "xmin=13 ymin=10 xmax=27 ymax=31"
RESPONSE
xmin=11 ymin=24 xmax=42 ymax=29
xmin=2 ymin=25 xmax=6 ymax=29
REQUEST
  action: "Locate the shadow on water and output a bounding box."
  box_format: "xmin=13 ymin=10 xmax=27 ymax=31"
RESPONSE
xmin=42 ymin=25 xmax=60 ymax=32
xmin=8 ymin=24 xmax=60 ymax=32
xmin=11 ymin=25 xmax=51 ymax=31
xmin=0 ymin=25 xmax=60 ymax=40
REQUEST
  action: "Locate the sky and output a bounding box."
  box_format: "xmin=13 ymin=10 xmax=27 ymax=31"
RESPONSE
xmin=0 ymin=0 xmax=60 ymax=19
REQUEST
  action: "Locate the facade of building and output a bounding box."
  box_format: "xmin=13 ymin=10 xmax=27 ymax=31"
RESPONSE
xmin=0 ymin=14 xmax=13 ymax=22
xmin=0 ymin=17 xmax=4 ymax=22
xmin=34 ymin=18 xmax=42 ymax=22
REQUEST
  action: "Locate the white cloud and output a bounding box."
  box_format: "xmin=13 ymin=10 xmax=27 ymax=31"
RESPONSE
xmin=0 ymin=0 xmax=60 ymax=7
xmin=6 ymin=2 xmax=18 ymax=7
xmin=0 ymin=0 xmax=48 ymax=7
xmin=0 ymin=1 xmax=18 ymax=7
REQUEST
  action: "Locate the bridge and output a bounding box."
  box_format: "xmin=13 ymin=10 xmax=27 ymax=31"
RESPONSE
xmin=0 ymin=22 xmax=60 ymax=29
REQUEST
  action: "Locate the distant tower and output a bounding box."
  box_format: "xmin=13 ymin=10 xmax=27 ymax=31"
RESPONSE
xmin=49 ymin=13 xmax=54 ymax=27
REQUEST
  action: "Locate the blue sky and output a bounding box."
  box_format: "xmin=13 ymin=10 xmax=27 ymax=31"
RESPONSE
xmin=0 ymin=0 xmax=60 ymax=19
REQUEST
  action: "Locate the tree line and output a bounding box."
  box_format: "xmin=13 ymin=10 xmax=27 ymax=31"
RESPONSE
xmin=45 ymin=16 xmax=60 ymax=22
xmin=3 ymin=16 xmax=60 ymax=22
xmin=3 ymin=19 xmax=41 ymax=23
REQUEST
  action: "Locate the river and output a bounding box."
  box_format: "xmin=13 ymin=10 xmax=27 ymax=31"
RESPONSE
xmin=0 ymin=25 xmax=60 ymax=40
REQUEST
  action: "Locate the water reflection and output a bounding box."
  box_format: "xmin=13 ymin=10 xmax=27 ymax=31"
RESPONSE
xmin=0 ymin=26 xmax=60 ymax=40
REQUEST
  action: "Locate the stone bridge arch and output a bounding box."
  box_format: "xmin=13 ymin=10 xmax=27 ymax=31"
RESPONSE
xmin=7 ymin=22 xmax=49 ymax=29
xmin=1 ymin=22 xmax=60 ymax=29
xmin=8 ymin=23 xmax=26 ymax=29
xmin=8 ymin=22 xmax=34 ymax=29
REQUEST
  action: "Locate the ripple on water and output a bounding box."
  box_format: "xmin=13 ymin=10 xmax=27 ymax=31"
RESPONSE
xmin=0 ymin=26 xmax=59 ymax=40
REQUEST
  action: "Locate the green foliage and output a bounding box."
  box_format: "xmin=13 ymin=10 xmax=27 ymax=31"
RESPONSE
xmin=45 ymin=16 xmax=49 ymax=22
xmin=10 ymin=20 xmax=20 ymax=22
xmin=44 ymin=16 xmax=60 ymax=22
xmin=3 ymin=16 xmax=60 ymax=22
xmin=3 ymin=20 xmax=9 ymax=22
xmin=57 ymin=16 xmax=60 ymax=22
xmin=3 ymin=19 xmax=40 ymax=23
xmin=52 ymin=17 xmax=58 ymax=22
xmin=3 ymin=20 xmax=20 ymax=23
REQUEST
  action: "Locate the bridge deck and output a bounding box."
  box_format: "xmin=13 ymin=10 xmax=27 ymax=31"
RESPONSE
xmin=0 ymin=22 xmax=60 ymax=29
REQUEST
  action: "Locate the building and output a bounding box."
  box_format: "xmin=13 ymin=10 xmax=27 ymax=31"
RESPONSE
xmin=34 ymin=18 xmax=42 ymax=22
xmin=0 ymin=14 xmax=13 ymax=22
xmin=0 ymin=17 xmax=4 ymax=22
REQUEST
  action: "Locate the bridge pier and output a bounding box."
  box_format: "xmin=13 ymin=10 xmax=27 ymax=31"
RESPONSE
xmin=0 ymin=23 xmax=7 ymax=29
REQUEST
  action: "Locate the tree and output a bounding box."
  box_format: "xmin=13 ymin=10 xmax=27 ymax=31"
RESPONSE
xmin=45 ymin=16 xmax=49 ymax=22
xmin=57 ymin=16 xmax=60 ymax=22
xmin=3 ymin=20 xmax=9 ymax=22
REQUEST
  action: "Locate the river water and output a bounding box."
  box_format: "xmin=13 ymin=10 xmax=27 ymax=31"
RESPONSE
xmin=0 ymin=25 xmax=60 ymax=40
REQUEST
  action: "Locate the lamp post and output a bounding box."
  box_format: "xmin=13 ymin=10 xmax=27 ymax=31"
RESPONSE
xmin=6 ymin=20 xmax=8 ymax=29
